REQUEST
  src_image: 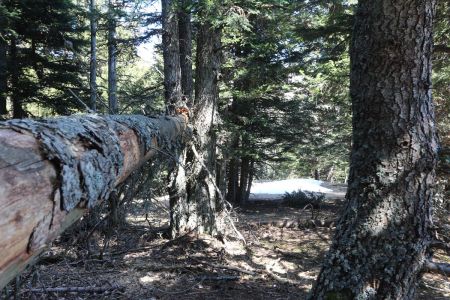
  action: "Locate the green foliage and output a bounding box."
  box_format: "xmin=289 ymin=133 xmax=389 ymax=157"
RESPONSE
xmin=221 ymin=0 xmax=354 ymax=184
xmin=1 ymin=0 xmax=88 ymax=116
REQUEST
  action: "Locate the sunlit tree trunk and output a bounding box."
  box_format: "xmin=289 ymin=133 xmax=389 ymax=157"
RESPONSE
xmin=178 ymin=0 xmax=193 ymax=103
xmin=310 ymin=1 xmax=437 ymax=299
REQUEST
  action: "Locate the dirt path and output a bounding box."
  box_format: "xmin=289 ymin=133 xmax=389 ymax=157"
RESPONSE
xmin=6 ymin=198 xmax=449 ymax=299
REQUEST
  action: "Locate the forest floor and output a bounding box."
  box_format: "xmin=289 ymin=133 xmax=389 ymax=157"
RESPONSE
xmin=8 ymin=183 xmax=450 ymax=299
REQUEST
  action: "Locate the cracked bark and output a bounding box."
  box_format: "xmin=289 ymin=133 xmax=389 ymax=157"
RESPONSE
xmin=309 ymin=1 xmax=438 ymax=299
xmin=0 ymin=114 xmax=188 ymax=289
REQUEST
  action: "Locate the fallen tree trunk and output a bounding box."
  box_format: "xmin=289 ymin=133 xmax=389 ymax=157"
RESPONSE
xmin=0 ymin=113 xmax=188 ymax=289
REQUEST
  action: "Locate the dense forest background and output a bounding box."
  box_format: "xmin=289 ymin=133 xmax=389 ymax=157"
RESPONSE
xmin=2 ymin=0 xmax=449 ymax=186
xmin=0 ymin=0 xmax=357 ymax=185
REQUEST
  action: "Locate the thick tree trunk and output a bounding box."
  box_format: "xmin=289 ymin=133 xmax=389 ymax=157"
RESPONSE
xmin=161 ymin=0 xmax=182 ymax=105
xmin=0 ymin=36 xmax=7 ymax=115
xmin=310 ymin=1 xmax=437 ymax=299
xmin=170 ymin=17 xmax=223 ymax=237
xmin=178 ymin=0 xmax=193 ymax=103
xmin=90 ymin=0 xmax=97 ymax=111
xmin=108 ymin=0 xmax=117 ymax=114
xmin=0 ymin=113 xmax=188 ymax=289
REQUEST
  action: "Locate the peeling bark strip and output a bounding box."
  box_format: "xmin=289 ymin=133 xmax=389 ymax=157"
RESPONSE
xmin=310 ymin=0 xmax=437 ymax=299
xmin=0 ymin=114 xmax=187 ymax=289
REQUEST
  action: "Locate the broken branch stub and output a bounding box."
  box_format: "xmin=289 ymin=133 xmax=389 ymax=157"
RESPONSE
xmin=0 ymin=114 xmax=187 ymax=289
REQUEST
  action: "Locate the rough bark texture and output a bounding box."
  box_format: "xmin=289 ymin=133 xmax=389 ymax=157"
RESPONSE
xmin=162 ymin=0 xmax=182 ymax=105
xmin=178 ymin=0 xmax=193 ymax=103
xmin=170 ymin=17 xmax=223 ymax=237
xmin=108 ymin=0 xmax=118 ymax=114
xmin=90 ymin=0 xmax=97 ymax=112
xmin=0 ymin=113 xmax=188 ymax=289
xmin=310 ymin=1 xmax=437 ymax=299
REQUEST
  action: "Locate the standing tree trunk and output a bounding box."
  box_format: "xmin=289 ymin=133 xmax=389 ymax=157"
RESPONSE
xmin=107 ymin=0 xmax=120 ymax=227
xmin=10 ymin=37 xmax=25 ymax=119
xmin=89 ymin=0 xmax=97 ymax=111
xmin=226 ymin=136 xmax=239 ymax=203
xmin=178 ymin=0 xmax=193 ymax=103
xmin=0 ymin=36 xmax=7 ymax=115
xmin=161 ymin=0 xmax=181 ymax=105
xmin=170 ymin=9 xmax=223 ymax=237
xmin=107 ymin=0 xmax=117 ymax=114
xmin=310 ymin=1 xmax=437 ymax=299
xmin=161 ymin=0 xmax=187 ymax=237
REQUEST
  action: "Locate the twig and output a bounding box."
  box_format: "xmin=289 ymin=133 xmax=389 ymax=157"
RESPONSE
xmin=26 ymin=284 xmax=124 ymax=294
xmin=67 ymin=88 xmax=94 ymax=113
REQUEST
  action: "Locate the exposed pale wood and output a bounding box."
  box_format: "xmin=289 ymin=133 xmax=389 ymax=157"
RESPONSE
xmin=0 ymin=114 xmax=187 ymax=289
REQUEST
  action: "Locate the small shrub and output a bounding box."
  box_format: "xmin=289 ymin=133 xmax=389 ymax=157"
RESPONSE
xmin=282 ymin=190 xmax=325 ymax=208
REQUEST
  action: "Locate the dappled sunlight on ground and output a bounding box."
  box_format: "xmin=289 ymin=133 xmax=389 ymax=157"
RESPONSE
xmin=8 ymin=194 xmax=450 ymax=299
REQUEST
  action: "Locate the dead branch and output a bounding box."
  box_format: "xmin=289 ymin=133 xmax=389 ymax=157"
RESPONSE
xmin=253 ymin=218 xmax=335 ymax=229
xmin=196 ymin=275 xmax=240 ymax=281
xmin=264 ymin=265 xmax=301 ymax=285
xmin=192 ymin=258 xmax=256 ymax=276
xmin=26 ymin=284 xmax=124 ymax=294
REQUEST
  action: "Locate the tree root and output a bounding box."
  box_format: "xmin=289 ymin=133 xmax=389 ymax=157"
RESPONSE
xmin=430 ymin=240 xmax=450 ymax=254
xmin=423 ymin=260 xmax=450 ymax=276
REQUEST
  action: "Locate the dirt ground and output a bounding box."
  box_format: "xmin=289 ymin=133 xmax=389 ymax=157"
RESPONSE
xmin=4 ymin=195 xmax=450 ymax=299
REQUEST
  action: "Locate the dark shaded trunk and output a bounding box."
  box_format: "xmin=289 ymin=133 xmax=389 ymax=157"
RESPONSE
xmin=0 ymin=36 xmax=7 ymax=115
xmin=238 ymin=156 xmax=250 ymax=204
xmin=161 ymin=0 xmax=181 ymax=105
xmin=226 ymin=136 xmax=239 ymax=203
xmin=244 ymin=160 xmax=254 ymax=203
xmin=108 ymin=0 xmax=117 ymax=114
xmin=90 ymin=0 xmax=97 ymax=111
xmin=310 ymin=1 xmax=437 ymax=299
xmin=178 ymin=0 xmax=193 ymax=103
xmin=10 ymin=38 xmax=25 ymax=119
xmin=170 ymin=17 xmax=222 ymax=237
